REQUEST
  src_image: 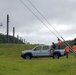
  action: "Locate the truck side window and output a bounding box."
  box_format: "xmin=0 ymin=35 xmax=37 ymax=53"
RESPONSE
xmin=35 ymin=46 xmax=41 ymax=51
xmin=43 ymin=46 xmax=49 ymax=50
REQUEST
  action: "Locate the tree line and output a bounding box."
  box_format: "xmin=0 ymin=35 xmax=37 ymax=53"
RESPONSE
xmin=0 ymin=33 xmax=24 ymax=44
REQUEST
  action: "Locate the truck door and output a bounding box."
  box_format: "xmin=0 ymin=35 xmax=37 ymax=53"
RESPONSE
xmin=33 ymin=46 xmax=42 ymax=56
xmin=41 ymin=46 xmax=50 ymax=56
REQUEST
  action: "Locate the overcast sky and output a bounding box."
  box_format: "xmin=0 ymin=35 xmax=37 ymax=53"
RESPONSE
xmin=0 ymin=0 xmax=76 ymax=45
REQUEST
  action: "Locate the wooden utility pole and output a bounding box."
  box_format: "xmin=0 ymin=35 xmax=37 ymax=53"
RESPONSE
xmin=7 ymin=14 xmax=9 ymax=43
xmin=13 ymin=27 xmax=15 ymax=43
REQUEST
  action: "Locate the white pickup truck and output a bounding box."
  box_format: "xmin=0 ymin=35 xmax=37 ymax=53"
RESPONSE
xmin=21 ymin=45 xmax=65 ymax=59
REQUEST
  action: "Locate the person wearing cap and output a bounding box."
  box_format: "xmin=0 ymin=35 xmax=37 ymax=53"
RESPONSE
xmin=64 ymin=45 xmax=70 ymax=58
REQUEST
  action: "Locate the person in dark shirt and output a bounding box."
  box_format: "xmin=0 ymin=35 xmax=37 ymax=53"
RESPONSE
xmin=50 ymin=42 xmax=56 ymax=55
xmin=52 ymin=42 xmax=56 ymax=49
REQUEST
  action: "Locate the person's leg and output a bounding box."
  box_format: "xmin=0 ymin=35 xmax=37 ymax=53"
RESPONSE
xmin=66 ymin=52 xmax=68 ymax=58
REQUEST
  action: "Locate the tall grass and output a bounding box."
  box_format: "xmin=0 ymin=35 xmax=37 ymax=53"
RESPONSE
xmin=0 ymin=44 xmax=76 ymax=75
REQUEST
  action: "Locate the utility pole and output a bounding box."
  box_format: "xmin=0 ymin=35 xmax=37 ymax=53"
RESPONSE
xmin=7 ymin=14 xmax=9 ymax=43
xmin=13 ymin=27 xmax=15 ymax=43
xmin=17 ymin=35 xmax=19 ymax=44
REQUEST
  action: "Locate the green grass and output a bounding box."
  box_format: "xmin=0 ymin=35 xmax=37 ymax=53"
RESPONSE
xmin=0 ymin=44 xmax=76 ymax=75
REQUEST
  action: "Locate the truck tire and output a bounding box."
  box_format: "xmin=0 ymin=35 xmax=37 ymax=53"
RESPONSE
xmin=53 ymin=54 xmax=59 ymax=59
xmin=24 ymin=54 xmax=32 ymax=59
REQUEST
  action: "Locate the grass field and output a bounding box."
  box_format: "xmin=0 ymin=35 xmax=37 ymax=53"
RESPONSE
xmin=0 ymin=44 xmax=76 ymax=75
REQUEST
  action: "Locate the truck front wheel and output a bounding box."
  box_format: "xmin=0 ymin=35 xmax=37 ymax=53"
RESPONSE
xmin=24 ymin=54 xmax=32 ymax=59
xmin=53 ymin=54 xmax=59 ymax=59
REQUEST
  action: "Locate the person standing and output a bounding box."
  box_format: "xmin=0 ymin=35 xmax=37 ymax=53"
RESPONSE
xmin=57 ymin=38 xmax=61 ymax=49
xmin=64 ymin=45 xmax=70 ymax=58
xmin=72 ymin=42 xmax=76 ymax=52
xmin=50 ymin=42 xmax=56 ymax=55
xmin=52 ymin=42 xmax=56 ymax=49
